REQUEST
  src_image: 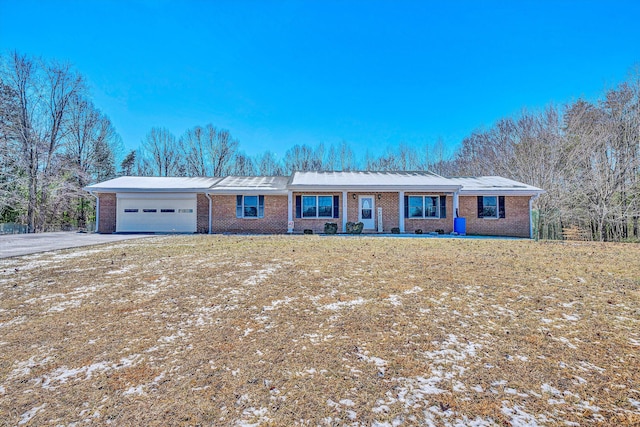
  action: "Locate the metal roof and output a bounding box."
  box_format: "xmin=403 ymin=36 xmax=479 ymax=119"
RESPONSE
xmin=207 ymin=176 xmax=289 ymax=195
xmin=84 ymin=173 xmax=543 ymax=196
xmin=448 ymin=176 xmax=544 ymax=195
xmin=289 ymin=171 xmax=461 ymax=191
xmin=84 ymin=176 xmax=222 ymax=193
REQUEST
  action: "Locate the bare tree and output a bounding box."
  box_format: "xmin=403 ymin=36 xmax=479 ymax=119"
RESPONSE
xmin=140 ymin=127 xmax=183 ymax=176
xmin=180 ymin=124 xmax=238 ymax=177
xmin=256 ymin=151 xmax=284 ymax=176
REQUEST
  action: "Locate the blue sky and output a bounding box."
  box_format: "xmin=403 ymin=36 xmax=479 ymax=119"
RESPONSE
xmin=1 ymin=0 xmax=639 ymax=159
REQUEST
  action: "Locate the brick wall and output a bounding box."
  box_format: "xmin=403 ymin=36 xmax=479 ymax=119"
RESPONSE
xmin=197 ymin=193 xmax=209 ymax=233
xmin=292 ymin=192 xmax=343 ymax=233
xmin=211 ymin=195 xmax=288 ymax=233
xmin=97 ymin=193 xmax=116 ymax=233
xmin=403 ymin=193 xmax=453 ymax=233
xmin=345 ymin=192 xmax=400 ymax=233
xmin=458 ymin=195 xmax=531 ymax=237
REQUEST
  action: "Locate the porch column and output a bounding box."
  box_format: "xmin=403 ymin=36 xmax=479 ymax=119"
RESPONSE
xmin=399 ymin=191 xmax=405 ymax=233
xmin=287 ymin=191 xmax=293 ymax=233
xmin=453 ymin=191 xmax=459 ymax=234
xmin=342 ymin=191 xmax=348 ymax=232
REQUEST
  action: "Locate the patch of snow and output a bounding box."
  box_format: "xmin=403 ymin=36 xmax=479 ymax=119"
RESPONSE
xmin=18 ymin=403 xmax=46 ymax=425
xmin=263 ymin=296 xmax=295 ymax=311
xmin=629 ymin=398 xmax=640 ymax=409
xmin=541 ymin=383 xmax=561 ymax=396
xmin=403 ymin=286 xmax=423 ymax=294
xmin=244 ymin=266 xmax=280 ymax=286
xmin=562 ymin=314 xmax=579 ymax=321
xmin=555 ymin=337 xmax=577 ymax=349
xmin=339 ymin=399 xmax=355 ymax=406
xmin=122 ymin=385 xmax=145 ymax=396
xmin=386 ymin=295 xmax=402 ymax=306
xmin=471 ymin=385 xmax=484 ymax=393
xmin=501 ymin=402 xmax=542 ymax=427
xmin=48 ymin=299 xmax=82 ymax=312
xmin=323 ymin=298 xmax=367 ymax=310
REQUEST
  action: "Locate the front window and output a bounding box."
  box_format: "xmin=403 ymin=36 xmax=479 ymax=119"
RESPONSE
xmin=408 ymin=196 xmax=439 ymax=218
xmin=243 ymin=196 xmax=259 ymax=218
xmin=318 ymin=196 xmax=333 ymax=217
xmin=302 ymin=196 xmax=333 ymax=218
xmin=236 ymin=195 xmax=264 ymax=218
xmin=483 ymin=196 xmax=498 ymax=218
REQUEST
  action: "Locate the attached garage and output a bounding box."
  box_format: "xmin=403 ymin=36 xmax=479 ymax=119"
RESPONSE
xmin=85 ymin=177 xmax=221 ymax=234
xmin=116 ymin=193 xmax=197 ymax=233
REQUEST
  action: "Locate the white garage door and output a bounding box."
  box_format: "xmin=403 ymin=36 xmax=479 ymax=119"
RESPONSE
xmin=116 ymin=193 xmax=197 ymax=233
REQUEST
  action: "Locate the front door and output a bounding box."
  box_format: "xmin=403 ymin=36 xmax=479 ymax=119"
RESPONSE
xmin=359 ymin=196 xmax=375 ymax=230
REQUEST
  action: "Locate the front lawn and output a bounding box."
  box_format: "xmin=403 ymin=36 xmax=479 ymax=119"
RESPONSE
xmin=0 ymin=235 xmax=639 ymax=425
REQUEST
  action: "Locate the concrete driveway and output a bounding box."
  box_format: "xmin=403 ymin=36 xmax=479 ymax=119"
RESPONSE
xmin=0 ymin=232 xmax=153 ymax=258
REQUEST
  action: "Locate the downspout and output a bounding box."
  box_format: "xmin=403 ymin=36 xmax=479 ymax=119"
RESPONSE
xmin=529 ymin=193 xmax=540 ymax=239
xmin=205 ymin=193 xmax=213 ymax=234
xmin=88 ymin=191 xmax=99 ymax=233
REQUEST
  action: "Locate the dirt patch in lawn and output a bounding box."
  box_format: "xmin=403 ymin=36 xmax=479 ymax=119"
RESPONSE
xmin=0 ymin=235 xmax=639 ymax=426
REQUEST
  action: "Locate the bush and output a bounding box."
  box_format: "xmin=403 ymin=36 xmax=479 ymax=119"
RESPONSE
xmin=324 ymin=222 xmax=338 ymax=234
xmin=346 ymin=222 xmax=364 ymax=234
xmin=436 ymin=229 xmax=445 ymax=234
xmin=303 ymin=229 xmax=313 ymax=235
xmin=391 ymin=227 xmax=400 ymax=234
xmin=415 ymin=229 xmax=423 ymax=234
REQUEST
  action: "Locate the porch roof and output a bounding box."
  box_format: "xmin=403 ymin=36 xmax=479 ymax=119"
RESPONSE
xmin=288 ymin=171 xmax=462 ymax=192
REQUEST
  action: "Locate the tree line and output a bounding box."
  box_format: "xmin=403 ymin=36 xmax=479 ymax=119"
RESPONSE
xmin=2 ymin=52 xmax=639 ymax=240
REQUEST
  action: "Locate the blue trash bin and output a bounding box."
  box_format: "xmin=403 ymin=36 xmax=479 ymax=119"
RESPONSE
xmin=454 ymin=217 xmax=466 ymax=235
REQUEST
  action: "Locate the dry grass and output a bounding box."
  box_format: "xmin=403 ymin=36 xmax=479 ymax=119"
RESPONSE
xmin=0 ymin=235 xmax=639 ymax=426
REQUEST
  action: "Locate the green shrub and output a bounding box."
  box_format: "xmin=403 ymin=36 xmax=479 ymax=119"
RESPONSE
xmin=324 ymin=222 xmax=338 ymax=234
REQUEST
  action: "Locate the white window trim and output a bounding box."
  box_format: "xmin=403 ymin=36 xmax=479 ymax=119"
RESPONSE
xmin=482 ymin=196 xmax=499 ymax=219
xmin=302 ymin=195 xmax=334 ymax=219
xmin=408 ymin=195 xmax=440 ymax=219
xmin=237 ymin=195 xmax=263 ymax=219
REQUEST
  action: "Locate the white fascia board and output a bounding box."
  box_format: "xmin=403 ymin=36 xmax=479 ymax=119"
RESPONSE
xmin=287 ymin=185 xmax=462 ymax=192
xmin=207 ymin=189 xmax=288 ymax=196
xmin=85 ymin=187 xmax=210 ymax=193
xmin=458 ymin=189 xmax=545 ymax=196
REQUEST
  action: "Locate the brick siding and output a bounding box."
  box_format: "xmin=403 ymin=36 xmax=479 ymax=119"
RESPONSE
xmin=211 ymin=195 xmax=288 ymax=233
xmin=403 ymin=193 xmax=453 ymax=233
xmin=97 ymin=193 xmax=116 ymax=233
xmin=458 ymin=195 xmax=531 ymax=237
xmin=292 ymin=192 xmax=343 ymax=233
xmin=196 ymin=193 xmax=209 ymax=233
xmin=346 ymin=192 xmax=400 ymax=233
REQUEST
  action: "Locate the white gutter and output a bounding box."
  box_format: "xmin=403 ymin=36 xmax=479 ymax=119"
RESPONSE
xmin=529 ymin=193 xmax=541 ymax=239
xmin=205 ymin=193 xmax=213 ymax=234
xmin=88 ymin=190 xmax=99 ymax=233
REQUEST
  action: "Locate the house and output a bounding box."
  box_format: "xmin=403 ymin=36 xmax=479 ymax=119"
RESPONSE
xmin=85 ymin=171 xmax=543 ymax=238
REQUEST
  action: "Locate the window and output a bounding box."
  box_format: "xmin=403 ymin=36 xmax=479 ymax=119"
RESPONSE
xmin=236 ymin=195 xmax=264 ymax=218
xmin=124 ymin=209 xmax=138 ymax=213
xmin=161 ymin=209 xmax=175 ymax=213
xmin=143 ymin=209 xmax=157 ymax=213
xmin=406 ymin=196 xmax=442 ymax=219
xmin=477 ymin=196 xmax=505 ymax=219
xmin=302 ymin=196 xmax=333 ymax=218
xmin=177 ymin=209 xmax=193 ymax=213
xmin=295 ymin=195 xmax=339 ymax=219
